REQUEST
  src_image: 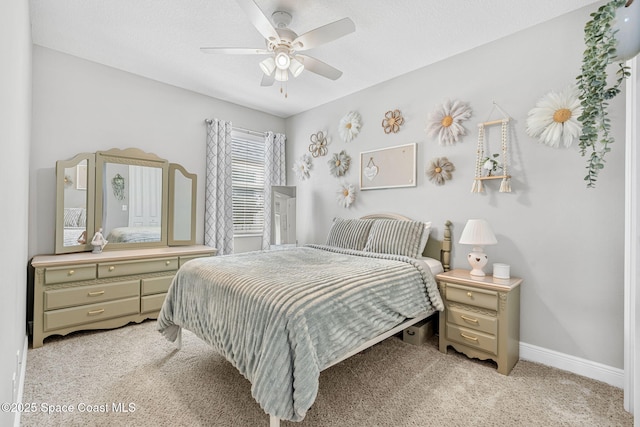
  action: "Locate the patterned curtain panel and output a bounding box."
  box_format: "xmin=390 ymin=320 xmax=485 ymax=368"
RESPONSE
xmin=262 ymin=132 xmax=286 ymax=250
xmin=205 ymin=118 xmax=234 ymax=255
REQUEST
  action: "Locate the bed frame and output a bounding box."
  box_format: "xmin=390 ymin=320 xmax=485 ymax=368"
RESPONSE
xmin=266 ymin=214 xmax=452 ymax=427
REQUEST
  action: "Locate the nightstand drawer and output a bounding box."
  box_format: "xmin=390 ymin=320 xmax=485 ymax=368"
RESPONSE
xmin=141 ymin=293 xmax=167 ymax=313
xmin=447 ymin=324 xmax=497 ymax=355
xmin=44 ymin=297 xmax=140 ymax=331
xmin=44 ymin=280 xmax=140 ymax=310
xmin=447 ymin=306 xmax=497 ymax=335
xmin=445 ymin=283 xmax=498 ymax=311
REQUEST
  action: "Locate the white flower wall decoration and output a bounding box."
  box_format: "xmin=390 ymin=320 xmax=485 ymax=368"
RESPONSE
xmin=339 ymin=111 xmax=362 ymax=143
xmin=292 ymin=154 xmax=312 ymax=181
xmin=425 ymin=99 xmax=472 ymax=145
xmin=526 ymin=85 xmax=582 ymax=148
xmin=337 ymin=183 xmax=356 ymax=208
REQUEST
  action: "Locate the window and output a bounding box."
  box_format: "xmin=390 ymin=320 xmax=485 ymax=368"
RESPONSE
xmin=231 ymin=130 xmax=265 ymax=235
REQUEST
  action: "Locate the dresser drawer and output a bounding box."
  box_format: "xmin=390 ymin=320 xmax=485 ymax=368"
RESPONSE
xmin=45 ymin=264 xmax=96 ymax=285
xmin=447 ymin=324 xmax=497 ymax=355
xmin=98 ymin=257 xmax=178 ymax=278
xmin=141 ymin=293 xmax=166 ymax=314
xmin=44 ymin=297 xmax=140 ymax=331
xmin=44 ymin=280 xmax=140 ymax=310
xmin=141 ymin=275 xmax=174 ymax=296
xmin=445 ymin=283 xmax=498 ymax=311
xmin=447 ymin=306 xmax=497 ymax=335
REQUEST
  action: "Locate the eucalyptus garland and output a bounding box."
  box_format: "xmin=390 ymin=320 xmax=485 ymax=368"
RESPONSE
xmin=576 ymin=0 xmax=631 ymax=187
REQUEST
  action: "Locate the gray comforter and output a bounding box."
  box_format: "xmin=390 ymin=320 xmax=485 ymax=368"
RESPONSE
xmin=157 ymin=245 xmax=443 ymax=421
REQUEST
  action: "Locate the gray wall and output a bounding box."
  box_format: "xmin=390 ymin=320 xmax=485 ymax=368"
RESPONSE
xmin=1 ymin=0 xmax=31 ymax=425
xmin=286 ymin=5 xmax=626 ymax=368
xmin=29 ymin=46 xmax=286 ymax=258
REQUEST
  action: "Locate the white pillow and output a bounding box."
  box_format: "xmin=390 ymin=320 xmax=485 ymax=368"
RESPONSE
xmin=417 ymin=221 xmax=432 ymax=257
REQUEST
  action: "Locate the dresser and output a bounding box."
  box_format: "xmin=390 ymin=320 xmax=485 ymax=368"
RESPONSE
xmin=436 ymin=269 xmax=523 ymax=375
xmin=31 ymin=245 xmax=216 ymax=347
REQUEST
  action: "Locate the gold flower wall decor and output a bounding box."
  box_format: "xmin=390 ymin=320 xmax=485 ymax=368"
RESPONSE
xmin=425 ymin=99 xmax=473 ymax=145
xmin=308 ymin=131 xmax=328 ymax=157
xmin=382 ymin=109 xmax=404 ymax=134
xmin=426 ymin=157 xmax=455 ymax=185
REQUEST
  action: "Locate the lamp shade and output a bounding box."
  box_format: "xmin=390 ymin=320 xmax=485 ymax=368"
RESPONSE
xmin=259 ymin=57 xmax=276 ymax=76
xmin=458 ymin=219 xmax=497 ymax=246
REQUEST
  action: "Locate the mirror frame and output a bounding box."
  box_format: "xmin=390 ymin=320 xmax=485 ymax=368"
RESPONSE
xmin=168 ymin=163 xmax=197 ymax=246
xmin=95 ymin=148 xmax=169 ymax=250
xmin=55 ymin=153 xmax=96 ymax=254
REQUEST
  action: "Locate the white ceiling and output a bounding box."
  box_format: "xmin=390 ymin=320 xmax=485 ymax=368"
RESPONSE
xmin=30 ymin=0 xmax=600 ymax=118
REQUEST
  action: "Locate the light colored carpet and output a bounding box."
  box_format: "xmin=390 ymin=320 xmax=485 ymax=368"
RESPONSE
xmin=22 ymin=320 xmax=633 ymax=426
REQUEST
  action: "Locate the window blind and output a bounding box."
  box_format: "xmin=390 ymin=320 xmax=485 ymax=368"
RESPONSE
xmin=231 ymin=131 xmax=265 ymax=235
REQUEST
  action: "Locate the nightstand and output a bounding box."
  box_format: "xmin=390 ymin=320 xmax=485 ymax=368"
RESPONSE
xmin=436 ymin=269 xmax=523 ymax=375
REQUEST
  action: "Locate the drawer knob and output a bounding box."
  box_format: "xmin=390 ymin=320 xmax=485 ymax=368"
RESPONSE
xmin=466 ymin=292 xmax=473 ymax=298
xmin=88 ymin=309 xmax=105 ymax=316
xmin=165 ymin=261 xmax=171 ymax=266
xmin=109 ymin=266 xmax=115 ymax=272
xmin=68 ymin=270 xmax=75 ymax=276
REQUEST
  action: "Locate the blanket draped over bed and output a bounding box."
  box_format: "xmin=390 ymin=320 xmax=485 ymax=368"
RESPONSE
xmin=157 ymin=245 xmax=443 ymax=422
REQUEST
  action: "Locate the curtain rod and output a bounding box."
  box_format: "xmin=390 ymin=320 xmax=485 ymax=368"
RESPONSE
xmin=204 ymin=119 xmax=266 ymax=137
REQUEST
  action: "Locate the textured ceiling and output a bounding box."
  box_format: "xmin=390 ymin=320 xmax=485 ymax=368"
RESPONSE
xmin=29 ymin=0 xmax=600 ymax=118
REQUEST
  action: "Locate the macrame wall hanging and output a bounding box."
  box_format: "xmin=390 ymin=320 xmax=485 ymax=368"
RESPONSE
xmin=472 ymin=102 xmax=512 ymax=193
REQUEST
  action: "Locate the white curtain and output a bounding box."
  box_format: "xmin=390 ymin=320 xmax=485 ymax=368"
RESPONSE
xmin=262 ymin=131 xmax=286 ymax=250
xmin=205 ymin=118 xmax=234 ymax=255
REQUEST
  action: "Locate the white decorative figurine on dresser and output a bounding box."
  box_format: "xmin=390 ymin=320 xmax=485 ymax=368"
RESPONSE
xmin=30 ymin=148 xmax=215 ymax=347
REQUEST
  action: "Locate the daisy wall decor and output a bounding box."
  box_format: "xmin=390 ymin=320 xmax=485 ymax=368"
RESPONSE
xmin=426 ymin=157 xmax=455 ymax=185
xmin=292 ymin=154 xmax=312 ymax=181
xmin=308 ymin=131 xmax=328 ymax=157
xmin=337 ymin=183 xmax=356 ymax=208
xmin=339 ymin=111 xmax=362 ymax=143
xmin=382 ymin=109 xmax=404 ymax=134
xmin=526 ymin=85 xmax=582 ymax=148
xmin=328 ymin=150 xmax=351 ymax=177
xmin=425 ymin=99 xmax=473 ymax=145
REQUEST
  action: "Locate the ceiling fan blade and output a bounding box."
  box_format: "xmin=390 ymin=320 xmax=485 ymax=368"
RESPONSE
xmin=297 ymin=55 xmax=343 ymax=80
xmin=261 ymin=73 xmax=275 ymax=87
xmin=235 ymin=0 xmax=280 ymax=42
xmin=292 ymin=18 xmax=355 ymax=51
xmin=200 ymin=47 xmax=270 ymax=55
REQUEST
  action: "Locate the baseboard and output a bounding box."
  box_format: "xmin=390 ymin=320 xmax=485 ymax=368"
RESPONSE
xmin=13 ymin=334 xmax=28 ymax=427
xmin=520 ymin=342 xmax=624 ymax=388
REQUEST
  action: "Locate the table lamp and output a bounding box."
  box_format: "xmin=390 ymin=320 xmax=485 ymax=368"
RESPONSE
xmin=458 ymin=219 xmax=497 ymax=276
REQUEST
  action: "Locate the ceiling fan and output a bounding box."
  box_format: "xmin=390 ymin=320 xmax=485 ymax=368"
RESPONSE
xmin=200 ymin=0 xmax=355 ymax=96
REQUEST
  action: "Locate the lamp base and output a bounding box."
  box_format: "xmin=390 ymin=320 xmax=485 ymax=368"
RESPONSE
xmin=467 ymin=248 xmax=489 ymax=277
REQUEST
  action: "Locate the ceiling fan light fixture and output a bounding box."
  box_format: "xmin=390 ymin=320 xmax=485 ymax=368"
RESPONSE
xmin=289 ymin=57 xmax=304 ymax=77
xmin=274 ymin=68 xmax=289 ymax=82
xmin=274 ymin=50 xmax=291 ymax=70
xmin=259 ymin=57 xmax=276 ymax=76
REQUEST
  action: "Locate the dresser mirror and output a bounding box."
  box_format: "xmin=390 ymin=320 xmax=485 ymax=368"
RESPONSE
xmin=168 ymin=164 xmax=196 ymax=245
xmin=271 ymin=186 xmax=296 ymax=246
xmin=55 ymin=148 xmax=197 ymax=254
xmin=55 ymin=153 xmax=96 ymax=254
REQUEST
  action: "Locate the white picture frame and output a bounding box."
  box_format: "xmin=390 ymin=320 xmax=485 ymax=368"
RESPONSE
xmin=359 ymin=143 xmax=417 ymax=190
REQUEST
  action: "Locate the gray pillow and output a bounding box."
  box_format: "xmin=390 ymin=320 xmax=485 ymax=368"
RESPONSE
xmin=364 ymin=219 xmax=424 ymax=258
xmin=325 ymin=218 xmax=375 ymax=250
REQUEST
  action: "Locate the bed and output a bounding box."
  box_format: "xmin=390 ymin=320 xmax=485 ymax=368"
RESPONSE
xmin=62 ymin=207 xmax=87 ymax=246
xmin=157 ymin=213 xmax=452 ymax=426
xmin=105 ymin=226 xmax=161 ymax=243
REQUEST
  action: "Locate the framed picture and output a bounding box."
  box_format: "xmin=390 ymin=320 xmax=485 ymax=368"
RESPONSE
xmin=360 ymin=143 xmax=417 ymax=190
xmin=76 ymin=163 xmax=87 ymax=190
